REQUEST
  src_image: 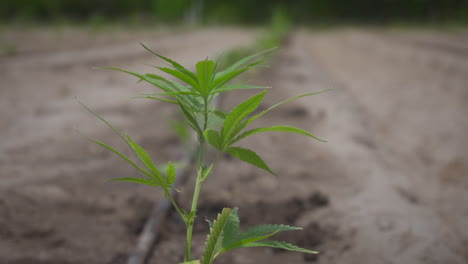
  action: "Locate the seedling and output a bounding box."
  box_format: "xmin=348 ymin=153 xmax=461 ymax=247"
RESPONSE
xmin=80 ymin=44 xmax=329 ymax=264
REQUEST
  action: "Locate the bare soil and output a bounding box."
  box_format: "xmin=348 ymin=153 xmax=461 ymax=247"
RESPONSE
xmin=1 ymin=27 xmax=467 ymax=264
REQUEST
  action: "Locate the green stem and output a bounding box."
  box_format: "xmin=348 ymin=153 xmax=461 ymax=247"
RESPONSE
xmin=185 ymin=97 xmax=211 ymax=261
xmin=185 ymin=136 xmax=206 ymax=261
xmin=166 ymin=189 xmax=185 ymax=221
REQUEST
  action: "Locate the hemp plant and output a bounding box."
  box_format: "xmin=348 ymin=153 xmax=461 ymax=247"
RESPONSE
xmin=80 ymin=43 xmax=328 ymax=264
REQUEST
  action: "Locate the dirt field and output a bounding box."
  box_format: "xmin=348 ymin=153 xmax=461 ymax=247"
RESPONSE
xmin=1 ymin=27 xmax=467 ymax=264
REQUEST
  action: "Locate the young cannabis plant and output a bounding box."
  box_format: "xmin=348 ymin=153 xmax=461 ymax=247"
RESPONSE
xmin=80 ymin=43 xmax=328 ymax=264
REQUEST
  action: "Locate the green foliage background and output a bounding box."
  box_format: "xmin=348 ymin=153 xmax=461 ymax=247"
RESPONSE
xmin=1 ymin=0 xmax=467 ymax=24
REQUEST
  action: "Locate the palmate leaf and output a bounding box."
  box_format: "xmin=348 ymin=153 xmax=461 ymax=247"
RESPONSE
xmin=229 ymin=125 xmax=326 ymax=146
xmin=211 ymin=84 xmax=271 ymax=94
xmin=213 ymin=208 xmax=317 ymax=256
xmin=201 ymin=208 xmax=232 ymax=264
xmin=229 ymin=89 xmax=332 ymax=141
xmin=225 ymin=147 xmax=277 ymax=176
xmin=211 ymin=67 xmax=251 ymax=91
xmin=236 ymin=240 xmax=318 ymax=254
xmin=178 ymin=100 xmax=203 ymax=135
xmin=224 ymin=224 xmax=301 ymax=251
xmin=140 ymin=42 xmax=198 ymax=81
xmin=110 ymin=177 xmax=162 ymax=187
xmin=221 ymin=91 xmax=267 ymax=144
xmin=77 ymin=132 xmax=151 ymax=179
xmin=158 ymin=67 xmax=200 ymax=91
xmin=125 ymin=134 xmax=165 ymax=185
xmin=180 ymin=261 xmax=200 ymax=264
xmin=133 ymin=95 xmax=178 ymax=104
xmin=103 ymin=68 xmax=201 ymax=110
xmin=215 ymin=48 xmax=276 ymax=79
xmin=102 ymin=67 xmax=176 ymax=93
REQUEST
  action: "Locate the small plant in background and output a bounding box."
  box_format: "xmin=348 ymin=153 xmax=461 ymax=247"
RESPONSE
xmin=80 ymin=44 xmax=328 ymax=264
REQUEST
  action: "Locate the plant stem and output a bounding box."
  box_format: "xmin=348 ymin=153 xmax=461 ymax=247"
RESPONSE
xmin=185 ymin=97 xmax=210 ymax=261
xmin=184 ymin=135 xmax=206 ymax=261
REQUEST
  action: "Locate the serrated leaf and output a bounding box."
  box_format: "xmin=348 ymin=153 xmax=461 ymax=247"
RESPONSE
xmin=178 ymin=100 xmax=202 ymax=135
xmin=102 ymin=67 xmax=175 ymax=93
xmin=140 ymin=42 xmax=198 ymax=81
xmin=212 ymin=84 xmax=271 ymax=94
xmin=78 ymin=99 xmax=124 ymax=140
xmin=241 ymin=90 xmax=331 ymax=130
xmin=77 ymin=132 xmax=151 ymax=178
xmin=180 ymin=260 xmax=200 ymax=264
xmin=133 ymin=95 xmax=178 ymax=104
xmin=201 ymin=208 xmax=232 ymax=264
xmin=125 ymin=134 xmax=164 ymax=185
xmin=221 ymin=91 xmax=267 ymax=144
xmin=196 ymin=60 xmax=216 ymax=96
xmin=211 ymin=67 xmax=250 ymax=91
xmin=216 ymin=48 xmax=276 ymax=79
xmin=204 ymin=129 xmax=222 ymax=150
xmin=229 ymin=125 xmax=326 ymax=146
xmin=110 ymin=177 xmax=162 ymax=187
xmin=238 ymin=240 xmax=318 ymax=254
xmin=234 ymin=224 xmax=301 ymax=244
xmin=141 ymin=91 xmax=201 ymax=97
xmin=221 ymin=224 xmax=303 ymax=252
xmin=230 ymin=90 xmax=331 ymax=140
xmin=211 ymin=110 xmax=226 ymax=119
xmin=226 ymin=147 xmax=277 ymax=176
xmin=166 ymin=161 xmax=176 ymax=185
xmin=222 ymin=208 xmax=240 ymax=248
xmin=158 ymin=67 xmax=200 ymax=92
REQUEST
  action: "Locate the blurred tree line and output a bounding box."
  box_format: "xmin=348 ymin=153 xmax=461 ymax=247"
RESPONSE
xmin=1 ymin=0 xmax=467 ymax=24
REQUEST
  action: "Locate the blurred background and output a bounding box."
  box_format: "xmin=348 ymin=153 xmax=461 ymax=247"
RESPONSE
xmin=1 ymin=1 xmax=468 ymax=264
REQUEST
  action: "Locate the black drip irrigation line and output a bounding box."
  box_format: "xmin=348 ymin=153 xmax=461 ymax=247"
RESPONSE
xmin=127 ymin=96 xmax=224 ymax=264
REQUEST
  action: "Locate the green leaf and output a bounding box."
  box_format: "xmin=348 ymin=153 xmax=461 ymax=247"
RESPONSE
xmin=125 ymin=134 xmax=164 ymax=185
xmin=202 ymin=208 xmax=232 ymax=264
xmin=196 ymin=60 xmax=216 ymax=95
xmin=180 ymin=260 xmax=200 ymax=264
xmin=77 ymin=132 xmax=151 ymax=178
xmin=221 ymin=224 xmax=303 ymax=253
xmin=230 ymin=90 xmax=332 ymax=140
xmin=102 ymin=67 xmax=175 ymax=93
xmin=141 ymin=91 xmax=201 ymax=97
xmin=212 ymin=84 xmax=271 ymax=94
xmin=221 ymin=91 xmax=267 ymax=144
xmin=204 ymin=129 xmax=222 ymax=150
xmin=211 ymin=67 xmax=250 ymax=91
xmin=133 ymin=95 xmax=178 ymax=104
xmin=241 ymin=90 xmax=331 ymax=130
xmin=179 ymin=101 xmax=203 ymax=135
xmin=158 ymin=67 xmax=200 ymax=91
xmin=225 ymin=147 xmax=277 ymax=176
xmin=234 ymin=224 xmax=301 ymax=244
xmin=110 ymin=177 xmax=162 ymax=187
xmin=166 ymin=161 xmax=176 ymax=185
xmin=211 ymin=110 xmax=226 ymax=119
xmin=140 ymin=42 xmax=198 ymax=81
xmin=216 ymin=48 xmax=276 ymax=78
xmin=78 ymin=99 xmax=124 ymax=140
xmin=222 ymin=208 xmax=240 ymax=248
xmin=238 ymin=240 xmax=318 ymax=254
xmin=230 ymin=125 xmax=326 ymax=145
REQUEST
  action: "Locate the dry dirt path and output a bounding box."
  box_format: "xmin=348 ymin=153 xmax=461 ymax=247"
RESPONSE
xmin=289 ymin=29 xmax=468 ymax=264
xmin=0 ymin=27 xmax=257 ymax=264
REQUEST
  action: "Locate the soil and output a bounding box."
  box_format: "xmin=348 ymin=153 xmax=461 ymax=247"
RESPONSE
xmin=1 ymin=26 xmax=467 ymax=264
